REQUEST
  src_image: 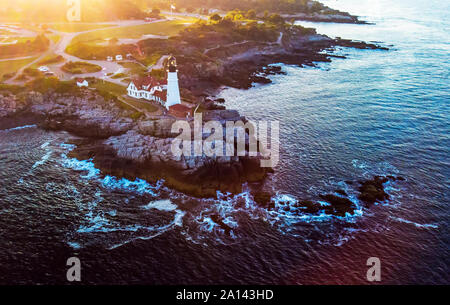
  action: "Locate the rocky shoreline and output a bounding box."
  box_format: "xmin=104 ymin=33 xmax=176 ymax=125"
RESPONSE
xmin=0 ymin=28 xmax=395 ymax=217
xmin=281 ymin=12 xmax=370 ymax=24
xmin=174 ymin=29 xmax=388 ymax=99
xmin=0 ymin=86 xmax=405 ymax=217
xmin=0 ymin=89 xmax=270 ymax=198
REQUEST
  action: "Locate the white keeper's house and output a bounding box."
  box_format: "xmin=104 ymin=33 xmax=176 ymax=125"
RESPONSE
xmin=127 ymin=56 xmax=194 ymax=118
xmin=127 ymin=76 xmax=168 ymax=104
xmin=127 ymin=56 xmax=183 ymax=109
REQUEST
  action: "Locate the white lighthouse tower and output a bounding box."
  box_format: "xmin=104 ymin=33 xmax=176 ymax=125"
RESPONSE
xmin=165 ymin=55 xmax=181 ymax=109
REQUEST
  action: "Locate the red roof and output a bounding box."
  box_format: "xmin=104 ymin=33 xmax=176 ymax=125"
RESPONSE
xmin=169 ymin=105 xmax=193 ymax=118
xmin=131 ymin=76 xmax=166 ymax=91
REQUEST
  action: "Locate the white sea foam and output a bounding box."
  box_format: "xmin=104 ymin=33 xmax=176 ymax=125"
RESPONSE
xmin=67 ymin=242 xmax=81 ymax=249
xmin=1 ymin=124 xmax=37 ymax=132
xmin=101 ymin=175 xmax=159 ymax=197
xmin=142 ymin=199 xmax=177 ymax=211
xmin=32 ymin=150 xmax=52 ymax=169
xmin=390 ymin=216 xmax=438 ymax=229
xmin=107 ymin=209 xmax=186 ymax=250
xmin=61 ymin=157 xmax=100 ymax=179
xmin=40 ymin=141 xmax=51 ymax=149
xmin=59 ymin=144 xmax=185 ymax=249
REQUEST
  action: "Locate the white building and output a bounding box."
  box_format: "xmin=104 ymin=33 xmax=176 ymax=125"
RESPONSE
xmin=76 ymin=78 xmax=89 ymax=87
xmin=127 ymin=76 xmax=167 ymax=105
xmin=126 ymin=55 xmax=182 ymax=110
xmin=165 ymin=56 xmax=181 ymax=109
xmin=38 ymin=66 xmax=49 ymax=72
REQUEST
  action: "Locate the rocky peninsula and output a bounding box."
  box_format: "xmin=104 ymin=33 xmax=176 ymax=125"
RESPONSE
xmin=0 ymin=20 xmax=399 ymax=217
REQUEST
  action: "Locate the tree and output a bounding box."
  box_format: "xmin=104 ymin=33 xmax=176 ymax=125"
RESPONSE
xmin=310 ymin=2 xmax=323 ymax=13
xmin=268 ymin=13 xmax=285 ymax=25
xmin=209 ymin=13 xmax=222 ymax=22
xmin=234 ymin=13 xmax=244 ymax=21
xmin=152 ymin=7 xmax=160 ymax=15
xmin=246 ymin=9 xmax=256 ymax=20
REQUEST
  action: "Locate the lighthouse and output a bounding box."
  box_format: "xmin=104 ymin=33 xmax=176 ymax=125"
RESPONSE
xmin=165 ymin=55 xmax=181 ymax=109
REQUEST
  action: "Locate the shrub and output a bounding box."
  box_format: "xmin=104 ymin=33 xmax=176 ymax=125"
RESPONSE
xmin=62 ymin=61 xmax=102 ymax=74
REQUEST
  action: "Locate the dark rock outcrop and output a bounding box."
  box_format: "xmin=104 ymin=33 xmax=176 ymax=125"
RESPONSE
xmin=358 ymin=175 xmax=404 ymax=205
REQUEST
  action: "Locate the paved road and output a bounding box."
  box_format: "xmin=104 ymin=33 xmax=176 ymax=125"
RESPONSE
xmin=5 ymin=19 xmax=168 ymax=85
xmin=4 ymin=15 xmax=195 ymax=86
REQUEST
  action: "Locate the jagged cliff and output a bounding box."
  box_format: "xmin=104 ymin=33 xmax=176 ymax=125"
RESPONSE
xmin=0 ymin=89 xmax=268 ymax=197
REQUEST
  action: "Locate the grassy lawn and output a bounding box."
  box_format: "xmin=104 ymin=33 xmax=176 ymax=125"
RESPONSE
xmin=122 ymin=96 xmax=159 ymax=113
xmin=32 ymin=54 xmax=64 ymax=67
xmin=0 ymin=57 xmax=38 ymax=79
xmin=91 ymin=80 xmax=127 ymax=96
xmin=48 ymin=23 xmax=116 ymax=33
xmin=0 ymin=37 xmax=34 ymax=44
xmin=61 ymin=61 xmax=102 ymax=74
xmin=141 ymin=53 xmax=163 ymax=66
xmin=48 ymin=34 xmax=61 ymax=44
xmin=90 ymin=79 xmax=158 ymax=113
xmin=111 ymin=72 xmax=128 ymax=79
xmin=118 ymin=61 xmax=148 ymax=74
xmin=70 ymin=19 xmax=192 ymax=45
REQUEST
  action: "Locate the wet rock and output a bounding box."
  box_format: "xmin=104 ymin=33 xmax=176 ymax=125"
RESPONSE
xmin=335 ymin=189 xmax=348 ymax=196
xmin=253 ymin=192 xmax=273 ymax=209
xmin=210 ymin=214 xmax=232 ymax=236
xmin=358 ymin=176 xmax=390 ymax=205
xmin=319 ymin=194 xmax=355 ymax=217
xmin=294 ymin=200 xmax=321 ymax=214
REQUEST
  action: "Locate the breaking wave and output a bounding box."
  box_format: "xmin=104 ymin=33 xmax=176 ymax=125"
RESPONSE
xmin=59 ymin=141 xmax=406 ymax=248
xmin=1 ymin=124 xmax=37 ymax=132
xmin=59 ymin=142 xmax=185 ymax=250
xmin=390 ymin=216 xmax=439 ymax=229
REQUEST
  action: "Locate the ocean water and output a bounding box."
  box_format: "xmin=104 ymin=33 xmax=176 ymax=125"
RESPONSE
xmin=0 ymin=0 xmax=448 ymax=284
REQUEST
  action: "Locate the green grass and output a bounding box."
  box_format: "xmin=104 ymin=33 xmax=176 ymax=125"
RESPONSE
xmin=32 ymin=54 xmax=64 ymax=67
xmin=91 ymin=79 xmax=159 ymax=113
xmin=0 ymin=57 xmax=38 ymax=79
xmin=61 ymin=61 xmax=102 ymax=74
xmin=0 ymin=83 xmax=23 ymax=94
xmin=122 ymin=96 xmax=159 ymax=113
xmin=48 ymin=34 xmax=61 ymax=44
xmin=111 ymin=72 xmax=128 ymax=79
xmin=70 ymin=19 xmax=192 ymax=45
xmin=48 ymin=23 xmax=116 ymax=33
xmin=0 ymin=37 xmax=34 ymax=44
xmin=91 ymin=80 xmax=127 ymax=96
xmin=118 ymin=61 xmax=148 ymax=74
xmin=141 ymin=53 xmax=162 ymax=67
